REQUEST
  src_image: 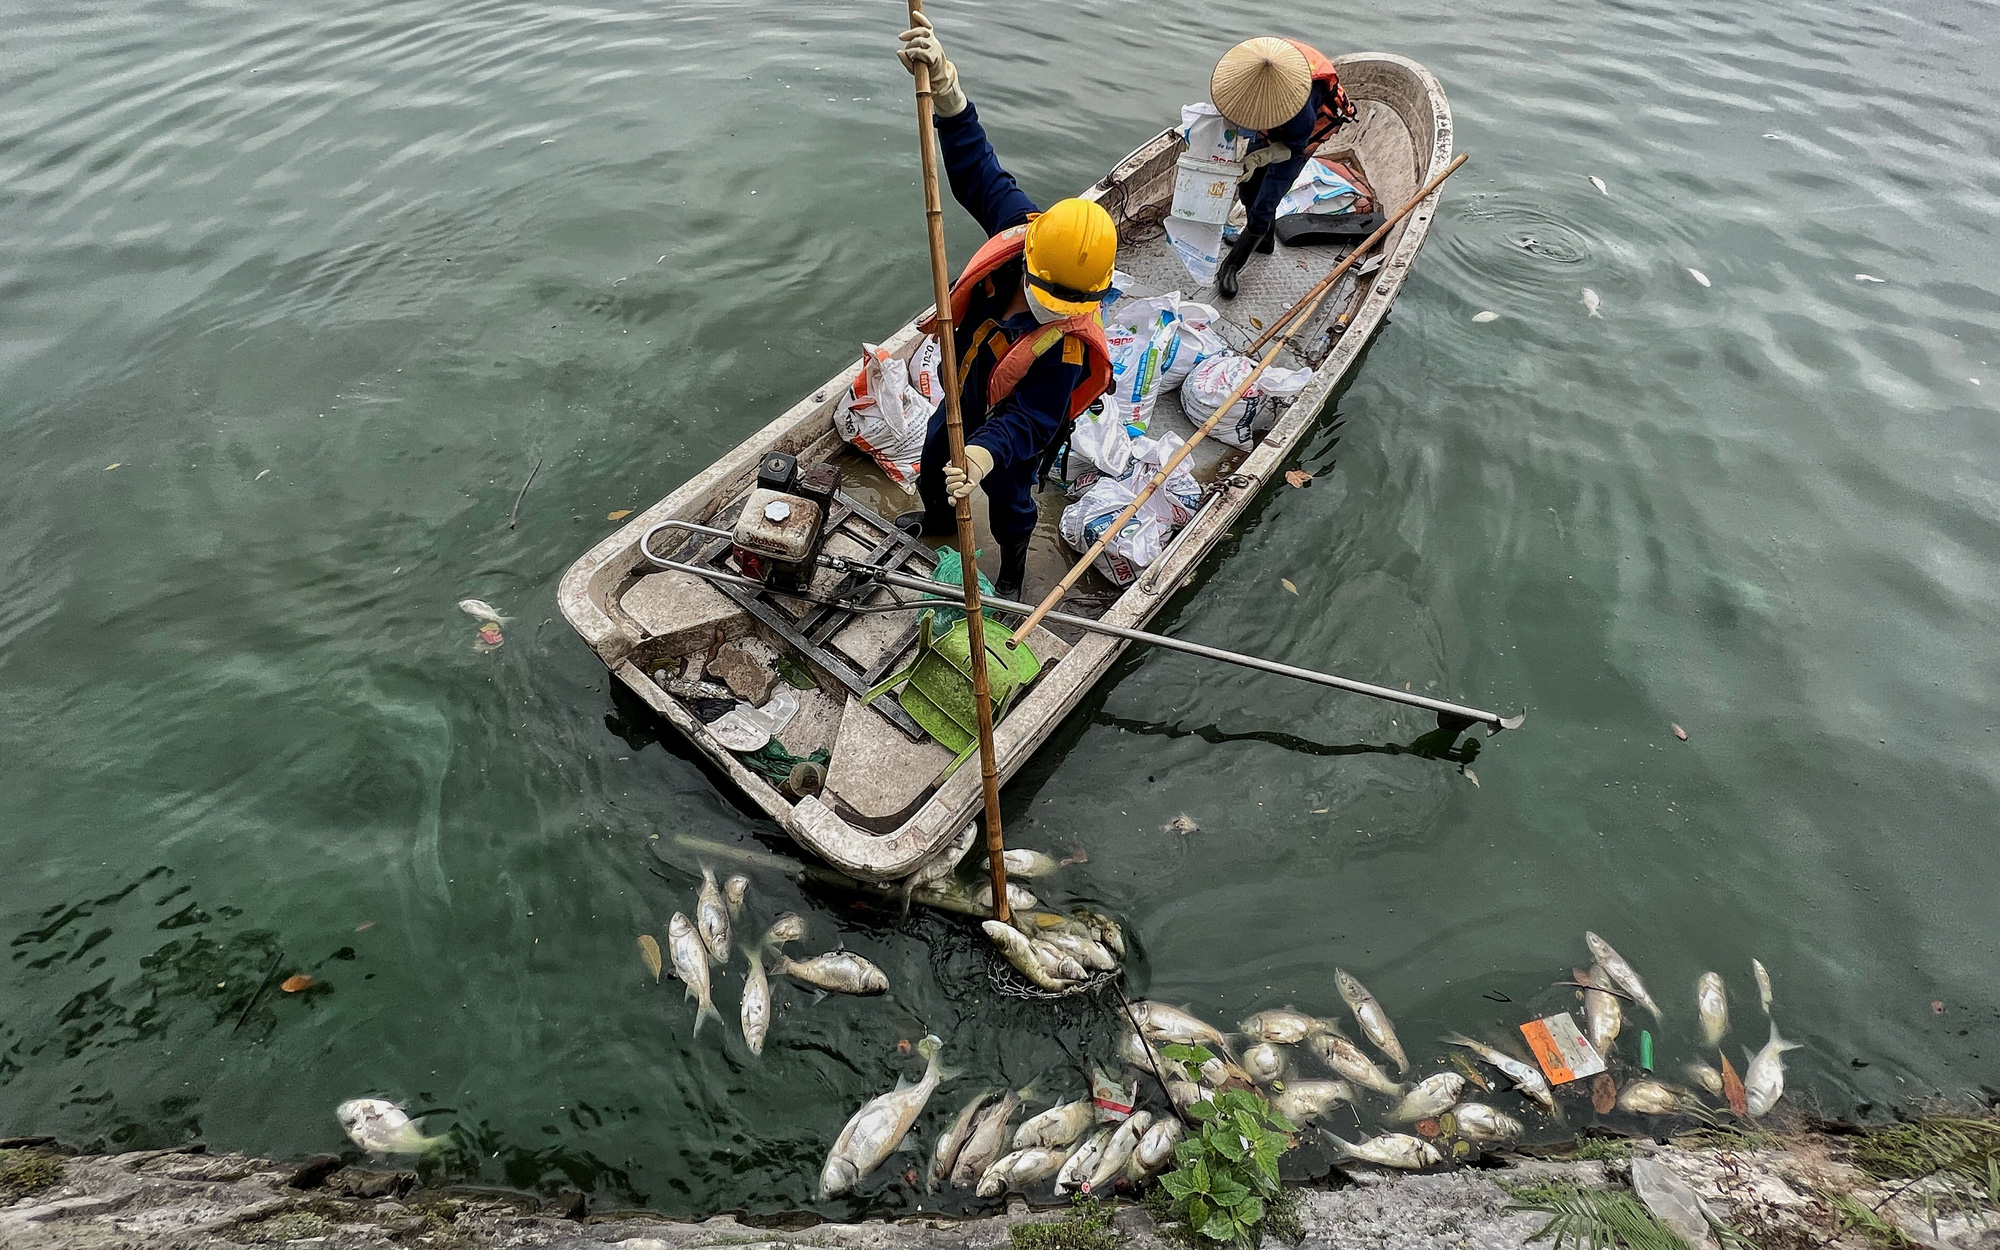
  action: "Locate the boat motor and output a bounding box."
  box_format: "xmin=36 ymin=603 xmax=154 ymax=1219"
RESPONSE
xmin=730 ymin=451 xmax=839 ymax=594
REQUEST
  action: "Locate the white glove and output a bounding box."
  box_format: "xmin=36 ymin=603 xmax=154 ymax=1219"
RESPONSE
xmin=942 ymin=444 xmax=993 ymax=502
xmin=1241 ymin=142 xmax=1292 ymax=177
xmin=897 ymin=13 xmax=967 ymax=117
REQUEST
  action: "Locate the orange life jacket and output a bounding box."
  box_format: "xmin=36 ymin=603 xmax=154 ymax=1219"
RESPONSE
xmin=917 ymin=222 xmax=1114 ymax=421
xmin=1282 ymin=39 xmax=1358 ymax=149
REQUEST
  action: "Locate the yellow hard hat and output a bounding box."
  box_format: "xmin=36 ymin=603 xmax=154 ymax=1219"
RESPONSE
xmin=1211 ymin=37 xmax=1311 ymax=131
xmin=1024 ymin=198 xmax=1118 ymax=317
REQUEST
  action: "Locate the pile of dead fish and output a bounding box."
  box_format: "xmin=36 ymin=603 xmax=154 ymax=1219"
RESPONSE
xmin=637 ymin=867 xmax=890 ymax=1054
xmin=902 ymin=829 xmax=1124 ymax=991
xmin=812 ymin=929 xmax=1802 ymax=1198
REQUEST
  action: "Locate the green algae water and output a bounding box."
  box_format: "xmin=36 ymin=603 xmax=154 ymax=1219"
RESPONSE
xmin=3 ymin=0 xmax=1997 ymax=1217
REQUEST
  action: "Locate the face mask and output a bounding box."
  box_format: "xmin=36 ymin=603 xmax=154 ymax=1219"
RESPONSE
xmin=1025 ymin=283 xmax=1065 ymax=324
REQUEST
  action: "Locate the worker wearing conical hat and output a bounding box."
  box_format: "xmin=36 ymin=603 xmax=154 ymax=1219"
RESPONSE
xmin=893 ymin=14 xmax=1118 ymax=600
xmin=1208 ymin=37 xmax=1357 ymax=299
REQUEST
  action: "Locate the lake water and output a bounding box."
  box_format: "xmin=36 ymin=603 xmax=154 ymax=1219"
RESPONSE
xmin=3 ymin=0 xmax=1997 ymax=1218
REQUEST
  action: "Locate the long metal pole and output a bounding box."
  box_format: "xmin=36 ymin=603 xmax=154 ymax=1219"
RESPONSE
xmin=1007 ymin=152 xmax=1471 ymax=646
xmin=906 ymin=0 xmax=1010 ymax=923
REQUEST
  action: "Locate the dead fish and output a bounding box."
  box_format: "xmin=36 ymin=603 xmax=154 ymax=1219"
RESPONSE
xmin=1039 ymin=928 xmax=1118 ymax=972
xmin=1472 ymin=310 xmax=1500 ymax=322
xmin=1241 ymin=1042 xmax=1290 ymax=1085
xmin=930 ymin=1089 xmax=995 ymax=1191
xmin=740 ymin=948 xmax=770 ymax=1056
xmin=1054 ymin=1127 xmax=1114 ymax=1194
xmin=1697 ymin=972 xmax=1729 ymax=1047
xmin=970 ymin=880 xmax=1039 ymax=913
xmin=1163 ymin=1079 xmax=1204 ymax=1113
xmin=1392 ymin=1073 xmax=1465 ymax=1122
xmin=1087 ymin=1110 xmax=1154 ymax=1192
xmin=1164 ymin=813 xmax=1199 ymax=836
xmin=1688 ymin=268 xmax=1711 ymax=287
xmin=1443 ymin=1034 xmax=1555 ymax=1112
xmin=696 ymin=866 xmax=730 ymax=963
xmin=986 ymin=848 xmax=1060 ymax=878
xmin=1616 ymin=1079 xmax=1684 ymax=1116
xmin=1752 ymin=959 xmax=1773 ymax=1013
xmin=1306 ymin=1030 xmax=1403 ymax=1096
xmin=1589 ymin=175 xmax=1608 ymax=195
xmin=1444 ymin=1103 xmax=1523 ymax=1143
xmin=1686 ymin=1063 xmax=1725 ymax=1097
xmin=1129 ymin=1001 xmax=1229 ymax=1049
xmin=1321 ymin=1130 xmax=1442 ymax=1170
xmin=1016 ymin=1097 xmax=1095 ymax=1150
xmin=819 ymin=1035 xmax=955 ymax=1198
xmin=1238 ymin=1008 xmax=1319 ymax=1045
xmin=1335 ymin=969 xmax=1409 ymax=1072
xmin=666 ymin=912 xmax=722 ymax=1037
xmin=1072 ymin=909 xmax=1125 ymax=957
xmin=1743 ymin=1021 xmax=1801 ymax=1117
xmin=637 ymin=934 xmax=663 ymax=982
xmin=988 ymin=923 xmax=1076 ymax=992
xmin=1127 ymin=1117 xmax=1184 ymax=1182
xmin=456 ymin=598 xmax=506 ymax=622
xmin=774 ymin=949 xmax=888 ymax=996
xmin=952 ymin=1081 xmax=1037 ymax=1189
xmin=1269 ymin=1079 xmax=1353 ymax=1124
xmin=978 ymin=1144 xmax=1073 ymax=1198
xmin=763 ymin=912 xmax=806 ymax=949
xmin=1582 ymin=287 xmax=1603 ymax=318
xmin=1584 ymin=963 xmax=1622 ymax=1055
xmin=724 ymin=874 xmax=749 ymax=919
xmin=1855 ymin=273 xmax=1886 ymax=283
xmin=1585 ymin=932 xmax=1662 ymax=1019
xmin=336 ymin=1099 xmax=447 ymax=1155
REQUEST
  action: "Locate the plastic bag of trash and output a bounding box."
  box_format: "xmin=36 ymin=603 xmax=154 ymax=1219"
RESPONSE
xmin=1103 ymin=294 xmax=1226 ymax=432
xmin=1164 ymin=217 xmax=1225 ymax=286
xmin=1059 ymin=432 xmax=1203 ymax=585
xmin=1278 ymin=157 xmax=1365 ymax=217
xmin=1181 ymin=353 xmax=1315 ymax=450
xmin=1069 ymin=402 xmax=1135 ymax=479
xmin=832 ymin=338 xmax=941 ymax=491
xmin=1179 ymin=102 xmax=1247 ymax=164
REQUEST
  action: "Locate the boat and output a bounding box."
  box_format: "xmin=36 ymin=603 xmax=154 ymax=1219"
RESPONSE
xmin=557 ymin=53 xmax=1454 ymax=884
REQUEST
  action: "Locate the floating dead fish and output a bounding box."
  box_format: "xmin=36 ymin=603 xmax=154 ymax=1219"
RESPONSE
xmin=1686 ymin=1062 xmax=1725 ymax=1096
xmin=1054 ymin=1127 xmax=1114 ymax=1194
xmin=1697 ymin=972 xmax=1728 ymax=1047
xmin=667 ymin=913 xmax=722 ymax=1037
xmin=457 ymin=598 xmax=506 ymax=622
xmin=1752 ymin=959 xmax=1773 ymax=1012
xmin=819 ymin=1036 xmax=954 ymax=1198
xmin=724 ymin=875 xmax=749 ymax=919
xmin=1269 ymin=1079 xmax=1353 ymax=1124
xmin=1086 ymin=1110 xmax=1153 ymax=1193
xmin=1585 ymin=931 xmax=1662 ymax=1018
xmin=1743 ymin=1021 xmax=1801 ymax=1117
xmin=1164 ymin=813 xmax=1199 ymax=836
xmin=763 ymin=913 xmax=806 ymax=949
xmin=1322 ymin=1129 xmax=1442 ymax=1170
xmin=985 ymin=922 xmax=1077 ymax=992
xmin=1584 ymin=963 xmax=1622 ymax=1055
xmin=1126 ymin=1118 xmax=1183 ymax=1183
xmin=1582 ymin=288 xmax=1603 ymax=318
xmin=978 ymin=1144 xmax=1073 ymax=1197
xmin=1589 ymin=175 xmax=1608 ymax=195
xmin=1336 ymin=968 xmax=1409 ymax=1072
xmin=774 ymin=950 xmax=888 ymax=996
xmin=1472 ymin=310 xmax=1500 ymax=322
xmin=696 ymin=866 xmax=730 ymax=963
xmin=1443 ymin=1034 xmax=1554 ymax=1112
xmin=1615 ymin=1079 xmax=1684 ymax=1115
xmin=1688 ymin=268 xmax=1711 ymax=287
xmin=1855 ymin=273 xmax=1885 ymax=282
xmin=1306 ymin=1029 xmax=1402 ymax=1096
xmin=1442 ymin=1102 xmax=1523 ymax=1143
xmin=930 ymin=1089 xmax=994 ymax=1191
xmin=1392 ymin=1073 xmax=1465 ymax=1122
xmin=1129 ymin=1001 xmax=1230 ymax=1049
xmin=952 ymin=1081 xmax=1036 ymax=1189
xmin=1015 ymin=1097 xmax=1095 ymax=1150
xmin=337 ymin=1099 xmax=447 ymax=1155
xmin=1241 ymin=1041 xmax=1290 ymax=1085
xmin=986 ymin=848 xmax=1060 ymax=878
xmin=1239 ymin=1007 xmax=1319 ymax=1045
xmin=740 ymin=948 xmax=770 ymax=1056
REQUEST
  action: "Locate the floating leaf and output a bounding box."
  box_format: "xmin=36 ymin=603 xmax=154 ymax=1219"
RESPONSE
xmin=1687 ymin=268 xmax=1711 ymax=287
xmin=1589 ymin=175 xmax=1608 ymax=195
xmin=1855 ymin=273 xmax=1885 ymax=283
xmin=1472 ymin=310 xmax=1500 ymax=322
xmin=1284 ymin=470 xmax=1312 ymax=488
xmin=1311 ymin=808 xmax=1329 ymax=814
xmin=1280 ymin=578 xmax=1298 ymax=595
xmin=607 ymin=510 xmax=632 ymax=521
xmin=1591 ymin=1073 xmax=1616 ymax=1114
xmin=1720 ymin=1052 xmax=1747 ymax=1116
xmin=105 ymin=463 xmax=121 ymax=471
xmin=281 ymin=974 xmax=316 ymax=993
xmin=1249 ymin=317 xmax=1265 ymax=330
xmin=355 ymin=921 xmax=374 ymax=932
xmin=637 ymin=934 xmax=663 ymax=982
xmin=1464 ymin=769 xmax=1480 ymax=787
xmin=1672 ymin=723 xmax=1687 ymax=741
xmin=1415 ymin=1118 xmax=1441 ymax=1138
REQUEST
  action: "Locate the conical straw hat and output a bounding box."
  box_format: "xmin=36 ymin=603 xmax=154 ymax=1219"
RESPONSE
xmin=1210 ymin=37 xmax=1312 ymax=131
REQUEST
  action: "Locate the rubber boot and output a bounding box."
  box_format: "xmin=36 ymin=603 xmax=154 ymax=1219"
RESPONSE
xmin=1215 ymin=227 xmax=1270 ymax=300
xmin=994 ymin=535 xmax=1031 ymax=602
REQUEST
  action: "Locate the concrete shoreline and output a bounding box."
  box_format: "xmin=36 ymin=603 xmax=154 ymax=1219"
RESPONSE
xmin=5 ymin=1122 xmax=1997 ymax=1250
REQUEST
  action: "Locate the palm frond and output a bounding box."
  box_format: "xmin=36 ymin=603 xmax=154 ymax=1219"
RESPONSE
xmin=1502 ymin=1180 xmax=1692 ymax=1250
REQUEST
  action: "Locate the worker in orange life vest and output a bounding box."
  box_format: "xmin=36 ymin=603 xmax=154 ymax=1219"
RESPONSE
xmin=894 ymin=14 xmax=1116 ymax=600
xmin=1207 ymin=37 xmax=1358 ymax=299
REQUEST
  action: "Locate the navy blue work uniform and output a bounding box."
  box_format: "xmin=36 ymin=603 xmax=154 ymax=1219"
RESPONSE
xmin=913 ymin=100 xmax=1087 ymax=543
xmin=1237 ymin=84 xmax=1333 ymax=237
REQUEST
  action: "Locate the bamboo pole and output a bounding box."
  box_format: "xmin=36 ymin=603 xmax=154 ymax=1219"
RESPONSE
xmin=906 ymin=0 xmax=1010 ymax=923
xmin=1007 ymin=152 xmax=1470 ymax=645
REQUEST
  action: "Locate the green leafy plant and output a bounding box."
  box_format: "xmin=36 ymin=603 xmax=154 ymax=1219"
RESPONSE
xmin=1153 ymin=1044 xmax=1297 ymax=1249
xmin=1010 ymin=1194 xmax=1123 ymax=1250
xmin=1849 ymin=1116 xmax=2000 ymax=1196
xmin=1823 ymin=1191 xmax=1913 ymax=1249
xmin=0 ymin=1149 xmax=64 ymax=1202
xmin=1500 ymin=1179 xmax=1691 ymax=1250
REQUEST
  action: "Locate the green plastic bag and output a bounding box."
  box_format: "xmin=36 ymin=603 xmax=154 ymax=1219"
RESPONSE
xmin=924 ymin=546 xmax=1001 ymax=626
